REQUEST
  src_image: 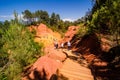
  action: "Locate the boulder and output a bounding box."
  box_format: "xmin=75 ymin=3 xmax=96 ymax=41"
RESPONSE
xmin=23 ymin=56 xmax=62 ymax=80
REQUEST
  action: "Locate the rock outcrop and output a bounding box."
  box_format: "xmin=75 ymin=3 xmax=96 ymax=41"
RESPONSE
xmin=29 ymin=23 xmax=61 ymax=47
xmin=63 ymin=26 xmax=79 ymax=42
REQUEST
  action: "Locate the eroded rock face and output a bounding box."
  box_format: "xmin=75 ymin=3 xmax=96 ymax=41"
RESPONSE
xmin=29 ymin=56 xmax=62 ymax=80
xmin=29 ymin=23 xmax=61 ymax=47
xmin=63 ymin=26 xmax=79 ymax=42
xmin=36 ymin=23 xmax=53 ymax=36
xmin=22 ymin=45 xmax=69 ymax=80
xmin=100 ymin=38 xmax=112 ymax=52
xmin=44 ymin=46 xmax=67 ymax=62
xmin=22 ymin=56 xmax=63 ymax=80
xmin=22 ymin=46 xmax=67 ymax=80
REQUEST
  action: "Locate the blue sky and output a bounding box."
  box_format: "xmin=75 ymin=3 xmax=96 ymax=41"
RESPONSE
xmin=0 ymin=0 xmax=92 ymax=21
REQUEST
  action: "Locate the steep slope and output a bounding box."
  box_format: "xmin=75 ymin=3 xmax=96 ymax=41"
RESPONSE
xmin=23 ymin=24 xmax=95 ymax=80
xmin=25 ymin=24 xmax=120 ymax=80
xmin=29 ymin=23 xmax=61 ymax=47
xmin=62 ymin=26 xmax=79 ymax=43
xmin=61 ymin=25 xmax=120 ymax=80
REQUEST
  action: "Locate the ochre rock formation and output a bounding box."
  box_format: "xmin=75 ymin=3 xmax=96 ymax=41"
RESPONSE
xmin=63 ymin=26 xmax=79 ymax=42
xmin=29 ymin=23 xmax=61 ymax=47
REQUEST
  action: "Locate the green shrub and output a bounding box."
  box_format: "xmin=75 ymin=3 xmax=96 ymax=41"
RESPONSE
xmin=76 ymin=25 xmax=89 ymax=38
xmin=0 ymin=23 xmax=43 ymax=80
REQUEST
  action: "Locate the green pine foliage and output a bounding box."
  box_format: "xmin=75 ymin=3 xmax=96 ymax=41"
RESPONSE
xmin=90 ymin=0 xmax=120 ymax=34
xmin=0 ymin=23 xmax=43 ymax=80
xmin=88 ymin=0 xmax=120 ymax=44
xmin=22 ymin=9 xmax=73 ymax=34
xmin=76 ymin=24 xmax=89 ymax=38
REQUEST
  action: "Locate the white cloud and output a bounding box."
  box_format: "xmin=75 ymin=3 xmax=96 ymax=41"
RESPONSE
xmin=0 ymin=14 xmax=24 ymax=21
xmin=0 ymin=15 xmax=14 ymax=18
xmin=62 ymin=18 xmax=75 ymax=22
xmin=0 ymin=15 xmax=14 ymax=21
